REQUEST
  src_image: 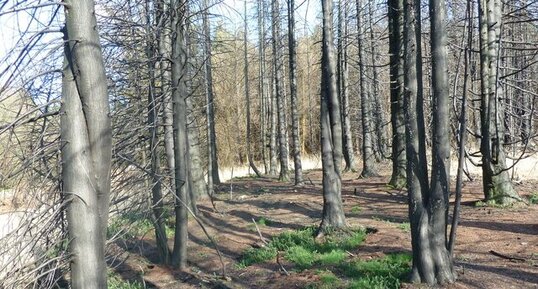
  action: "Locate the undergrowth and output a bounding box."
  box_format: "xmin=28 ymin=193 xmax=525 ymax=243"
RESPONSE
xmin=108 ymin=271 xmax=144 ymax=289
xmin=238 ymin=226 xmax=411 ymax=288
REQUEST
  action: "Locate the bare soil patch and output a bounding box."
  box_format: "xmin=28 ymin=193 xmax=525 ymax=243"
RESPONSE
xmin=113 ymin=170 xmax=538 ymax=289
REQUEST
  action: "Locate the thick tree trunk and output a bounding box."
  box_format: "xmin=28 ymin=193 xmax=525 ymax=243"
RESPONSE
xmin=187 ymin=97 xmax=208 ymax=202
xmin=388 ymin=0 xmax=407 ymax=188
xmin=170 ymin=0 xmax=189 ymax=269
xmin=404 ymin=0 xmax=456 ymax=283
xmin=337 ymin=0 xmax=356 ymax=173
xmin=319 ymin=0 xmax=346 ymax=232
xmin=478 ymin=0 xmax=520 ymax=204
xmin=287 ymin=0 xmax=303 ymax=185
xmin=272 ymin=0 xmax=290 ymax=182
xmin=61 ymin=0 xmax=112 ymax=286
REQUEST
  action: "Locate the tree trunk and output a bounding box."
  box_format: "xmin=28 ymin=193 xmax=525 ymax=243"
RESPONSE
xmin=478 ymin=0 xmax=521 ymax=205
xmin=61 ymin=0 xmax=112 ymax=286
xmin=388 ymin=0 xmax=407 ymax=188
xmin=170 ymin=0 xmax=189 ymax=269
xmin=404 ymin=0 xmax=456 ymax=283
xmin=203 ymin=0 xmax=221 ymax=186
xmin=147 ymin=0 xmax=170 ymax=264
xmin=245 ymin=0 xmax=262 ymax=178
xmin=287 ymin=0 xmax=303 ymax=185
xmin=258 ymin=0 xmax=269 ymax=174
xmin=272 ymin=0 xmax=290 ymax=182
xmin=356 ymin=0 xmax=378 ymax=178
xmin=319 ymin=0 xmax=346 ymax=232
xmin=337 ymin=0 xmax=356 ymax=172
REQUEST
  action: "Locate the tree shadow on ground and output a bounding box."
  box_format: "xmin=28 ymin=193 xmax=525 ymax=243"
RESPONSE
xmin=461 ymin=220 xmax=538 ymax=235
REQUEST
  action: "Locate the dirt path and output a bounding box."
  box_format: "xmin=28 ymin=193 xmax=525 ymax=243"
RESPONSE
xmin=114 ymin=170 xmax=538 ymax=289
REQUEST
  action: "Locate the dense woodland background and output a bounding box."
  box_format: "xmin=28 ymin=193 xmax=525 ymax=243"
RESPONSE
xmin=0 ymin=0 xmax=537 ymax=287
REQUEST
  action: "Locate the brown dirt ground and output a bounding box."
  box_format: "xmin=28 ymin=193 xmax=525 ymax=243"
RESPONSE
xmin=111 ymin=169 xmax=538 ymax=289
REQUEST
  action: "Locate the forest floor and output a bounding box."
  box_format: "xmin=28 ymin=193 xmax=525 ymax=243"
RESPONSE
xmin=111 ymin=169 xmax=538 ymax=289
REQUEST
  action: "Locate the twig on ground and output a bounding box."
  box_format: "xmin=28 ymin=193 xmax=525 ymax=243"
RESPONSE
xmin=250 ymin=218 xmax=289 ymax=275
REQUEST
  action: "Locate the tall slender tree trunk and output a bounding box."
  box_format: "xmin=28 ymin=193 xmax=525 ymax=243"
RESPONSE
xmin=368 ymin=1 xmax=387 ymax=159
xmin=258 ymin=0 xmax=270 ymax=174
xmin=170 ymin=0 xmax=189 ymax=269
xmin=272 ymin=0 xmax=290 ymax=181
xmin=287 ymin=0 xmax=303 ymax=185
xmin=388 ymin=0 xmax=406 ymax=188
xmin=356 ymin=0 xmax=378 ymax=178
xmin=245 ymin=0 xmax=262 ymax=178
xmin=203 ymin=0 xmax=221 ymax=186
xmin=478 ymin=0 xmax=520 ymax=204
xmin=337 ymin=0 xmax=356 ymax=172
xmin=61 ymin=0 xmax=112 ymax=286
xmin=147 ymin=0 xmax=170 ymax=264
xmin=319 ymin=0 xmax=346 ymax=232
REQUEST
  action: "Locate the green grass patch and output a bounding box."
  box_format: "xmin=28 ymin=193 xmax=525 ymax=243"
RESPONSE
xmin=341 ymin=253 xmax=412 ymax=289
xmin=238 ymin=246 xmax=278 ymax=267
xmin=246 ymin=217 xmax=274 ymax=231
xmin=107 ymin=212 xmax=163 ymax=239
xmin=238 ymin=226 xmax=366 ymax=270
xmin=108 ymin=271 xmax=144 ymax=289
xmin=351 ymin=206 xmax=362 ymax=214
xmin=306 ymin=270 xmax=344 ymax=289
xmin=396 ymin=222 xmax=410 ymax=233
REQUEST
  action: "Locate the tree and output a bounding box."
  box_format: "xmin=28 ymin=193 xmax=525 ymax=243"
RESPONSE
xmin=203 ymin=0 xmax=221 ymax=187
xmin=337 ymin=0 xmax=356 ymax=172
xmin=245 ymin=0 xmax=262 ymax=178
xmin=272 ymin=0 xmax=290 ymax=182
xmin=478 ymin=0 xmax=521 ymax=205
xmin=319 ymin=0 xmax=346 ymax=232
xmin=387 ymin=0 xmax=406 ymax=188
xmin=287 ymin=0 xmax=304 ymax=185
xmin=403 ymin=0 xmax=456 ymax=283
xmin=61 ymin=0 xmax=112 ymax=286
xmin=170 ymin=0 xmax=189 ymax=268
xmin=356 ymin=0 xmax=378 ymax=178
xmin=147 ymin=0 xmax=170 ymax=264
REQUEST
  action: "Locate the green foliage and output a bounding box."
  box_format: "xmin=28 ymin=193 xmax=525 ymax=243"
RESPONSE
xmin=247 ymin=217 xmax=274 ymax=231
xmin=341 ymin=253 xmax=412 ymax=289
xmin=306 ymin=270 xmax=344 ymax=289
xmin=238 ymin=226 xmax=366 ymax=270
xmin=317 ymin=250 xmax=346 ymax=265
xmin=351 ymin=206 xmax=362 ymax=214
xmin=107 ymin=212 xmax=158 ymax=239
xmin=528 ymin=193 xmax=538 ymax=204
xmin=285 ymin=246 xmax=315 ymax=269
xmin=397 ymin=222 xmax=411 ymax=233
xmin=108 ymin=272 xmax=144 ymax=289
xmin=238 ymin=246 xmax=278 ymax=267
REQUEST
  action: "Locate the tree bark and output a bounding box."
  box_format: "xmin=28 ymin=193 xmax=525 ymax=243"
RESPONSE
xmin=403 ymin=0 xmax=456 ymax=283
xmin=147 ymin=0 xmax=170 ymax=264
xmin=203 ymin=0 xmax=221 ymax=186
xmin=388 ymin=0 xmax=407 ymax=188
xmin=356 ymin=0 xmax=378 ymax=178
xmin=246 ymin=0 xmax=262 ymax=178
xmin=319 ymin=0 xmax=346 ymax=232
xmin=337 ymin=0 xmax=356 ymax=172
xmin=478 ymin=0 xmax=521 ymax=205
xmin=287 ymin=0 xmax=303 ymax=185
xmin=61 ymin=0 xmax=112 ymax=286
xmin=170 ymin=0 xmax=189 ymax=269
xmin=272 ymin=0 xmax=290 ymax=182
